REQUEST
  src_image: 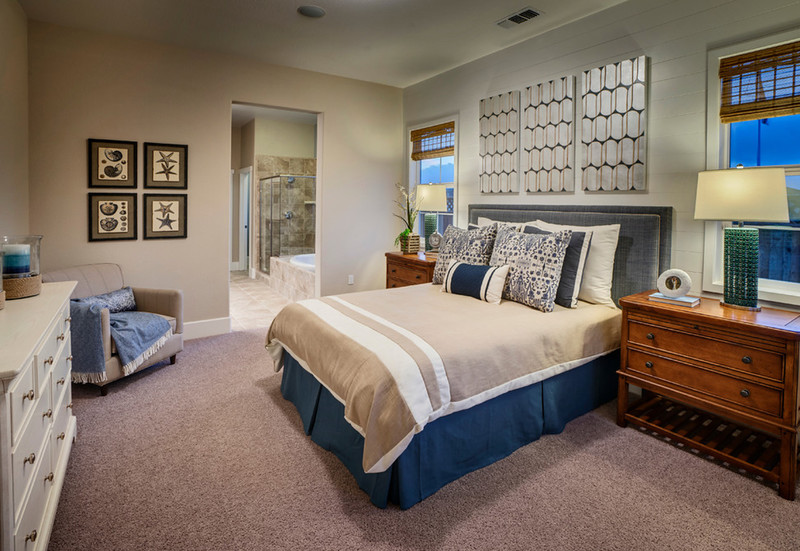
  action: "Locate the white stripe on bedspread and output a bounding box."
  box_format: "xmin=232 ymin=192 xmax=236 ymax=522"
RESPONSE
xmin=298 ymin=299 xmax=435 ymax=426
xmin=329 ymin=295 xmax=451 ymax=416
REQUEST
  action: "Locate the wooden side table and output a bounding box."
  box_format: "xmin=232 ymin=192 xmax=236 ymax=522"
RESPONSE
xmin=385 ymin=251 xmax=436 ymax=288
xmin=617 ymin=290 xmax=800 ymax=499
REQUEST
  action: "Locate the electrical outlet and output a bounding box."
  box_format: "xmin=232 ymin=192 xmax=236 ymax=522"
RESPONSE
xmin=347 ymin=275 xmax=354 ymax=285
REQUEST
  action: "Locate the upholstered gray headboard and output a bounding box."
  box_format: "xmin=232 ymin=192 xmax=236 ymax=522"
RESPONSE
xmin=468 ymin=204 xmax=672 ymax=305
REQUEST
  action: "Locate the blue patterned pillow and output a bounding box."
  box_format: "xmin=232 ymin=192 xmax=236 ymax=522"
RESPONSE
xmin=432 ymin=223 xmax=498 ymax=284
xmin=523 ymin=226 xmax=592 ymax=308
xmin=489 ymin=226 xmax=572 ymax=312
xmin=75 ymin=286 xmax=136 ymax=313
xmin=441 ymin=260 xmax=509 ymax=304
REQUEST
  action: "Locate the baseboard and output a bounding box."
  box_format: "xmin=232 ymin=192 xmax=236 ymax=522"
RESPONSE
xmin=183 ymin=317 xmax=231 ymax=340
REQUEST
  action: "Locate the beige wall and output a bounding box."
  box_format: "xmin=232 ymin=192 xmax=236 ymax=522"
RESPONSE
xmin=0 ymin=0 xmax=29 ymax=237
xmin=28 ymin=22 xmax=402 ymax=335
xmin=403 ymin=0 xmax=800 ymax=295
xmin=254 ymin=118 xmax=316 ymax=159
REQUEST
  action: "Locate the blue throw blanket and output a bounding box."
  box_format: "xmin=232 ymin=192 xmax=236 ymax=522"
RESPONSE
xmin=70 ymin=302 xmax=172 ymax=383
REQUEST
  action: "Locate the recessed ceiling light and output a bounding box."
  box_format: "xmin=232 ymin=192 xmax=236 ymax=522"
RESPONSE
xmin=297 ymin=5 xmax=326 ymax=18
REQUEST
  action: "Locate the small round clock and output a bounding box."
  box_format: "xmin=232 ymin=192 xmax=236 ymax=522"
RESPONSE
xmin=427 ymin=231 xmax=443 ymax=250
xmin=657 ymin=269 xmax=692 ymax=298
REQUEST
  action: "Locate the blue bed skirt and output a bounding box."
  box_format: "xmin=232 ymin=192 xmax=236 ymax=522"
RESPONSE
xmin=280 ymin=350 xmax=619 ymax=509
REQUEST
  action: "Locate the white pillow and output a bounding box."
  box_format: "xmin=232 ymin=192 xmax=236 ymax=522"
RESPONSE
xmin=523 ymin=220 xmax=620 ymax=306
xmin=477 ymin=216 xmax=521 ymax=230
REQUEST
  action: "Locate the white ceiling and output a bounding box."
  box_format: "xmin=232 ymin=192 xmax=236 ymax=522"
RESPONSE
xmin=18 ymin=0 xmax=627 ymax=88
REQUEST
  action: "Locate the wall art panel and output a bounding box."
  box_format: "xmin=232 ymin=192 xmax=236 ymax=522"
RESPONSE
xmin=580 ymin=55 xmax=647 ymax=191
xmin=522 ymin=77 xmax=574 ymax=192
xmin=479 ymin=91 xmax=519 ymax=193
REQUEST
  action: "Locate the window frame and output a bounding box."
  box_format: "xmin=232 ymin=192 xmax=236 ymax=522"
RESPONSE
xmin=705 ymin=29 xmax=800 ymax=306
xmin=407 ymin=115 xmax=459 ymax=226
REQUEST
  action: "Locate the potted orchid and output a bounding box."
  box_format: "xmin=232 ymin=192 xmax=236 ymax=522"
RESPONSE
xmin=393 ymin=183 xmax=420 ymax=254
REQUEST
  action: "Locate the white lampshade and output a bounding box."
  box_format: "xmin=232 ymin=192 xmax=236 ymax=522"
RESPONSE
xmin=416 ymin=184 xmax=448 ymax=213
xmin=694 ymin=167 xmax=789 ymax=222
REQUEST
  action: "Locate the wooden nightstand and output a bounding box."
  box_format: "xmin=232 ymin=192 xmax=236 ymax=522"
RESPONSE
xmin=385 ymin=251 xmax=437 ymax=288
xmin=617 ymin=290 xmax=800 ymax=500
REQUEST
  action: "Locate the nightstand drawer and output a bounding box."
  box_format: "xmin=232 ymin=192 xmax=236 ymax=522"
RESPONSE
xmin=387 ymin=262 xmax=430 ymax=284
xmin=628 ymin=349 xmax=782 ymax=418
xmin=628 ymin=320 xmax=784 ymax=381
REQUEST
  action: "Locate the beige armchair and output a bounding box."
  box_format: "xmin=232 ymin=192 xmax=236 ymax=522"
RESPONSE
xmin=43 ymin=263 xmax=183 ymax=394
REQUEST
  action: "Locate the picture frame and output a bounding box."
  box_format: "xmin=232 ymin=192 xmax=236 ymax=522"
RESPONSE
xmin=144 ymin=142 xmax=188 ymax=189
xmin=88 ymin=193 xmax=137 ymax=241
xmin=88 ymin=139 xmax=137 ymax=188
xmin=143 ymin=193 xmax=187 ymax=239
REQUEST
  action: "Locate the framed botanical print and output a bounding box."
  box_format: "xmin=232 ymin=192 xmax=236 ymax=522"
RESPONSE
xmin=144 ymin=142 xmax=188 ymax=189
xmin=88 ymin=139 xmax=137 ymax=188
xmin=143 ymin=194 xmax=187 ymax=239
xmin=88 ymin=193 xmax=137 ymax=241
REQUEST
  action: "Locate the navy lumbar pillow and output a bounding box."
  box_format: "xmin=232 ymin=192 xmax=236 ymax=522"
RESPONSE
xmin=442 ymin=260 xmax=509 ymax=304
xmin=522 ymin=225 xmax=592 ymax=308
xmin=74 ymin=286 xmax=137 ymax=313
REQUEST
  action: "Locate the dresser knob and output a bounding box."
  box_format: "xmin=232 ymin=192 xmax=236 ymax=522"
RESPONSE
xmin=25 ymin=530 xmax=37 ymax=543
xmin=742 ymin=356 xmax=752 ymax=364
xmin=22 ymin=389 xmax=35 ymax=402
xmin=57 ymin=432 xmax=66 ymax=440
xmin=391 ymin=268 xmax=396 ymax=273
xmin=44 ymin=472 xmax=54 ymax=483
xmin=66 ymin=402 xmax=73 ymax=409
xmin=415 ymin=274 xmax=421 ymax=279
xmin=57 ymin=377 xmax=66 ymax=386
xmin=23 ymin=453 xmax=36 ymax=465
xmin=44 ymin=356 xmax=54 ymax=365
xmin=646 ymin=333 xmax=655 ymax=340
xmin=43 ymin=409 xmax=53 ymax=419
xmin=65 ymin=316 xmax=72 ymax=323
xmin=58 ymin=333 xmax=66 ymax=341
xmin=67 ymin=355 xmax=73 ymax=362
xmin=645 ymin=361 xmax=654 ymax=369
xmin=740 ymin=389 xmax=751 ymax=398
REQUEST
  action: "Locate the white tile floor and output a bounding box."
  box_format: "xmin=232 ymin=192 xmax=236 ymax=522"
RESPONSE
xmin=229 ymin=271 xmax=291 ymax=331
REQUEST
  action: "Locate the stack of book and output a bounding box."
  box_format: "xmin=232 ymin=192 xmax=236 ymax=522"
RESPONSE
xmin=648 ymin=292 xmax=700 ymax=307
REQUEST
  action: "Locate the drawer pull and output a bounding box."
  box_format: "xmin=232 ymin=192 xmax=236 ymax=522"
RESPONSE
xmin=67 ymin=355 xmax=73 ymax=362
xmin=391 ymin=268 xmax=397 ymax=273
xmin=65 ymin=316 xmax=72 ymax=323
xmin=57 ymin=432 xmax=66 ymax=441
xmin=22 ymin=389 xmax=35 ymax=402
xmin=740 ymin=389 xmax=751 ymax=398
xmin=25 ymin=531 xmax=37 ymax=543
xmin=646 ymin=333 xmax=655 ymax=340
xmin=66 ymin=402 xmax=73 ymax=409
xmin=44 ymin=472 xmax=54 ymax=483
xmin=43 ymin=409 xmax=53 ymax=419
xmin=742 ymin=356 xmax=752 ymax=364
xmin=415 ymin=274 xmax=421 ymax=279
xmin=44 ymin=356 xmax=54 ymax=366
xmin=23 ymin=453 xmax=36 ymax=465
xmin=645 ymin=361 xmax=654 ymax=369
xmin=58 ymin=333 xmax=66 ymax=341
xmin=57 ymin=377 xmax=66 ymax=386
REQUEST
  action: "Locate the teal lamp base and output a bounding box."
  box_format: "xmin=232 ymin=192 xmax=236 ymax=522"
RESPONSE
xmin=722 ymin=226 xmax=761 ymax=311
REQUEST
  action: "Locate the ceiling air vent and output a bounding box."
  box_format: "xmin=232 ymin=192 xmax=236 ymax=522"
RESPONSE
xmin=497 ymin=7 xmax=540 ymax=29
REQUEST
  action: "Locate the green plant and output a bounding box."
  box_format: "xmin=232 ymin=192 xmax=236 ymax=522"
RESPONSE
xmin=393 ymin=183 xmax=419 ymax=246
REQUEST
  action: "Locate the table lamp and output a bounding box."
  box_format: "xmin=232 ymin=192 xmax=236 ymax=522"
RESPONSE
xmin=416 ymin=184 xmax=448 ymax=253
xmin=694 ymin=167 xmax=788 ymax=311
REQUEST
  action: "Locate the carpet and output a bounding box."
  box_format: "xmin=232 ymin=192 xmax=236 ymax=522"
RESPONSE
xmin=49 ymin=327 xmax=800 ymax=550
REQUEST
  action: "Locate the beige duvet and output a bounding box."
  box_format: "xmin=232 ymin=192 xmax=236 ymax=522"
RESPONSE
xmin=266 ymin=283 xmax=621 ymax=474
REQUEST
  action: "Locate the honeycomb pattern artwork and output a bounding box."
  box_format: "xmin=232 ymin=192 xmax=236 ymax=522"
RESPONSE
xmin=521 ymin=77 xmax=574 ymax=192
xmin=479 ymin=91 xmax=520 ymax=193
xmin=580 ymin=55 xmax=647 ymax=191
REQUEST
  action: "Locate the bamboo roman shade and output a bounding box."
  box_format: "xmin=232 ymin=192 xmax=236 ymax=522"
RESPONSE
xmin=719 ymin=39 xmax=800 ymax=123
xmin=410 ymin=122 xmax=455 ymax=161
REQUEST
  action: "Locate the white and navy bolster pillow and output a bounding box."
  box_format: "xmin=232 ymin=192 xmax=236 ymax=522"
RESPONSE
xmin=441 ymin=260 xmax=509 ymax=304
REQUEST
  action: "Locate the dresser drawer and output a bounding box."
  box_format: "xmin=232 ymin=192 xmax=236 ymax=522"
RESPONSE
xmin=52 ymin=382 xmax=73 ymax=466
xmin=51 ymin=335 xmax=71 ymax=408
xmin=14 ymin=436 xmax=53 ymax=551
xmin=387 ymin=261 xmax=430 ymax=285
xmin=35 ymin=313 xmax=68 ymax=392
xmin=12 ymin=388 xmax=53 ymax=523
xmin=9 ymin=359 xmax=37 ymax=445
xmin=628 ymin=320 xmax=784 ymax=382
xmin=627 ymin=349 xmax=782 ymax=418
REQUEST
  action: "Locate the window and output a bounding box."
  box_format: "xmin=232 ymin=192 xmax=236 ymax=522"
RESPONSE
xmin=706 ymin=33 xmax=800 ymax=303
xmin=409 ymin=120 xmax=456 ymax=248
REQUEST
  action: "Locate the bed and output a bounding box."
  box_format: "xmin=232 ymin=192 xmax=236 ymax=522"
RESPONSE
xmin=266 ymin=204 xmax=672 ymax=508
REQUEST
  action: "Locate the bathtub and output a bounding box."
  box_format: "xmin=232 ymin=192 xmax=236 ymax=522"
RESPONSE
xmin=289 ymin=253 xmax=315 ymax=272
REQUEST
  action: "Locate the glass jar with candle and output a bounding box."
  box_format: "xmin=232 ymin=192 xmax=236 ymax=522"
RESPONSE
xmin=1 ymin=235 xmax=43 ymax=299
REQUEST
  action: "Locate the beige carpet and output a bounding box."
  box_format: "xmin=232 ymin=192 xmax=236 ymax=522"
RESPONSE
xmin=49 ymin=326 xmax=800 ymax=550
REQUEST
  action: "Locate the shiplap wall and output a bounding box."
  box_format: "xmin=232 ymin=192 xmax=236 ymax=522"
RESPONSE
xmin=403 ymin=0 xmax=800 ymax=292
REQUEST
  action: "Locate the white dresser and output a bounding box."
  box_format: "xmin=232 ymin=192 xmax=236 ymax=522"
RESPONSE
xmin=0 ymin=282 xmax=77 ymax=550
